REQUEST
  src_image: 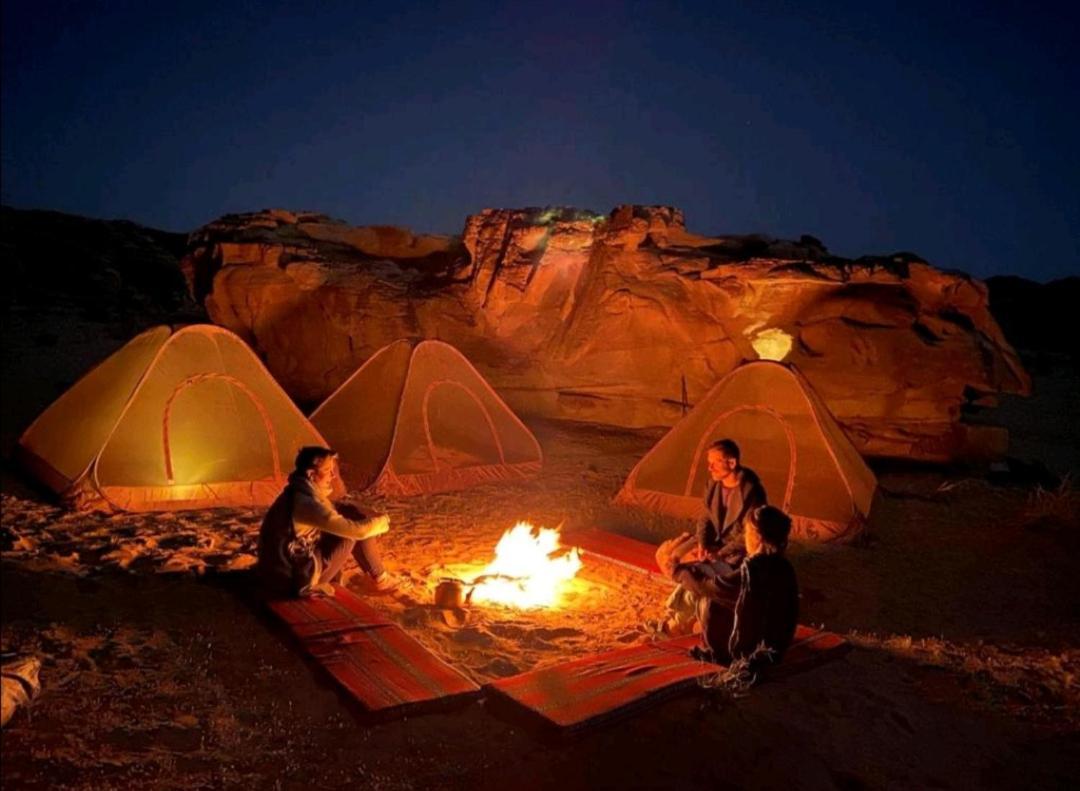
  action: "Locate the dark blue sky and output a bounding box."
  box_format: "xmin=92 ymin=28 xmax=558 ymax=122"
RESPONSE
xmin=3 ymin=0 xmax=1077 ymax=280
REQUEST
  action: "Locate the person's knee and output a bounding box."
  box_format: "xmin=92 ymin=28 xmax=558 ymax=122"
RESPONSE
xmin=325 ymin=536 xmax=355 ymax=564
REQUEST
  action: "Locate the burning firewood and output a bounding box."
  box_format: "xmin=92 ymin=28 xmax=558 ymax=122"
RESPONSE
xmin=432 ymin=521 xmax=581 ymax=610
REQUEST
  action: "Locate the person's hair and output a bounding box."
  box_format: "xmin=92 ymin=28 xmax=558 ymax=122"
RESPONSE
xmin=749 ymin=505 xmax=792 ymax=553
xmin=708 ymin=438 xmax=740 ymax=461
xmin=294 ymin=446 xmax=337 ymax=475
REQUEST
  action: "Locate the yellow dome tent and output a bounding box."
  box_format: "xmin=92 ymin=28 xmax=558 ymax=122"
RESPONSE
xmin=17 ymin=325 xmax=336 ymax=512
xmin=311 ymin=339 xmax=542 ymax=496
xmin=615 ymin=361 xmax=877 ymax=542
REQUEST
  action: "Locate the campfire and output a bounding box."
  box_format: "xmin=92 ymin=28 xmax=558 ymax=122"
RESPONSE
xmin=465 ymin=521 xmax=582 ymax=609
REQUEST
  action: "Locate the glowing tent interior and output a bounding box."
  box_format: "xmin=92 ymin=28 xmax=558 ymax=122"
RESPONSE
xmin=311 ymin=339 xmax=542 ymax=496
xmin=17 ymin=325 xmax=336 ymax=512
xmin=615 ymin=361 xmax=878 ymax=542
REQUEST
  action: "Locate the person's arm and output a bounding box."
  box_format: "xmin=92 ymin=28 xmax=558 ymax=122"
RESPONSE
xmin=694 ymin=514 xmax=711 ymax=554
xmin=672 ymin=561 xmax=740 ymax=601
xmin=697 ymin=482 xmax=725 ymax=555
xmin=294 ymin=495 xmax=389 ymax=541
xmin=717 ymin=534 xmax=746 ymax=564
xmin=728 ymin=563 xmax=767 ymax=660
xmin=697 ymin=512 xmax=724 ymax=556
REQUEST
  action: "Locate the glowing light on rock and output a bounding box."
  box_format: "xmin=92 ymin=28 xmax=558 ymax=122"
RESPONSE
xmin=470 ymin=522 xmax=582 ymax=608
xmin=536 ymin=209 xmax=555 ymax=224
xmin=751 ymin=328 xmax=793 ymax=361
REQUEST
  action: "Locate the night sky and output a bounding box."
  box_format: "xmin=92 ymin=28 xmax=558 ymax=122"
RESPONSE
xmin=2 ymin=0 xmax=1077 ymax=281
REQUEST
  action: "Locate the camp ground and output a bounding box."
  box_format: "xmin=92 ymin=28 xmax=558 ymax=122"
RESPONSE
xmin=7 ymin=4 xmax=1080 ymax=786
xmin=3 ymin=208 xmax=1076 ymax=788
xmin=11 ymin=329 xmax=855 ymax=733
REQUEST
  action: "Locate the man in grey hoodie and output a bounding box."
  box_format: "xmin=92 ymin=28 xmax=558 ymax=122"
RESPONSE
xmin=696 ymin=438 xmax=767 ymax=567
xmin=258 ymin=446 xmax=397 ymax=597
xmin=652 ymin=438 xmax=767 ymax=635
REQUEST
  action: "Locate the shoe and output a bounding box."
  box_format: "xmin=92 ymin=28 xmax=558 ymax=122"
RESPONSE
xmin=665 ymin=616 xmax=698 ymax=638
xmin=644 ymin=616 xmax=694 ymax=638
xmin=300 ymin=582 xmax=336 ymax=598
xmin=370 ymin=571 xmax=405 ymax=593
xmin=643 ymin=618 xmax=666 ymax=637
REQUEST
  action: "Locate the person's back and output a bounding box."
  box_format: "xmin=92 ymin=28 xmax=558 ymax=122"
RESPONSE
xmin=258 ymin=482 xmax=303 ymax=595
xmin=257 ymin=446 xmax=394 ymax=597
xmin=730 ymin=552 xmax=799 ymax=665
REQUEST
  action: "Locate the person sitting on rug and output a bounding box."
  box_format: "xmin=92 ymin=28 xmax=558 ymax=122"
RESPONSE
xmin=697 ymin=438 xmax=767 ymax=567
xmin=258 ymin=446 xmax=401 ymax=597
xmin=651 ymin=438 xmax=767 ymax=635
xmin=659 ymin=505 xmax=799 ymax=672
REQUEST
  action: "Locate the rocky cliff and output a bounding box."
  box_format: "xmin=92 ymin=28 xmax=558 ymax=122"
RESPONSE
xmin=181 ymin=205 xmax=1030 ymax=462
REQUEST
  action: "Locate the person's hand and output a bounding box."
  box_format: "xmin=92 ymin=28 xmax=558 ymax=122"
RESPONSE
xmin=666 ymin=532 xmax=696 ymax=563
xmin=369 ymin=514 xmax=390 ymax=537
xmin=703 ymin=546 xmax=725 ymax=564
xmin=719 ymin=550 xmax=741 ymax=567
xmin=655 ymin=535 xmax=684 ymax=579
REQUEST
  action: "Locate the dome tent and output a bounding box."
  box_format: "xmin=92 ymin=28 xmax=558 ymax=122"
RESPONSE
xmin=17 ymin=325 xmax=336 ymax=512
xmin=311 ymin=339 xmax=542 ymax=496
xmin=615 ymin=361 xmax=877 ymax=542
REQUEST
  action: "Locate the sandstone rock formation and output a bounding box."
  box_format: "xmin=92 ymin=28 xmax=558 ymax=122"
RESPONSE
xmin=181 ymin=206 xmax=1030 ymax=462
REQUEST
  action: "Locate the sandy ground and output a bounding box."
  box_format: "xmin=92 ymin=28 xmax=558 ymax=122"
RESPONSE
xmin=2 ymin=308 xmax=1079 ymax=789
xmin=0 ymin=451 xmax=679 ymax=687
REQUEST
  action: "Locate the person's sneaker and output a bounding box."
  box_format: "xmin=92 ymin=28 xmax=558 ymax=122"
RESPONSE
xmin=370 ymin=571 xmax=405 ymax=593
xmin=300 ymin=582 xmax=336 ymax=598
xmin=664 ymin=615 xmax=697 ymax=638
xmin=643 ymin=618 xmax=666 ymax=638
xmin=644 ymin=615 xmax=695 ymax=638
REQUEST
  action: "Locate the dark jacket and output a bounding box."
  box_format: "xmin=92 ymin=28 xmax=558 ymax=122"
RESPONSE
xmin=674 ymin=553 xmax=798 ymax=667
xmin=257 ymin=473 xmax=382 ymax=595
xmin=729 ymin=554 xmax=798 ymax=663
xmin=695 ymin=467 xmax=767 ymax=566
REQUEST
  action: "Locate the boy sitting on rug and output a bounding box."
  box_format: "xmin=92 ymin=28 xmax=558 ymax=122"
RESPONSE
xmin=657 ymin=505 xmax=799 ymax=672
xmin=258 ymin=446 xmax=401 ymax=597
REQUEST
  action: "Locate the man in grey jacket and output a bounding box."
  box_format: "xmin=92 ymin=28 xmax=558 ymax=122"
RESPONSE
xmin=652 ymin=438 xmax=767 ymax=635
xmin=258 ymin=446 xmax=397 ymax=597
xmin=696 ymin=438 xmax=767 ymax=567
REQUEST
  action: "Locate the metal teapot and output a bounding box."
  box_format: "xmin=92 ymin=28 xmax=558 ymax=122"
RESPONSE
xmin=434 ymin=577 xmax=474 ymax=609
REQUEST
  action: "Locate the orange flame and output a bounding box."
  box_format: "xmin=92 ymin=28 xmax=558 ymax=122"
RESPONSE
xmin=470 ymin=521 xmax=581 ymax=608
